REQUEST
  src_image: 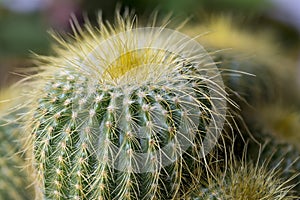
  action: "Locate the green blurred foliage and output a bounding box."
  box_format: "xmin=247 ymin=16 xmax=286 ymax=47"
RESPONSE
xmin=122 ymin=0 xmax=268 ymax=16
xmin=0 ymin=12 xmax=50 ymax=58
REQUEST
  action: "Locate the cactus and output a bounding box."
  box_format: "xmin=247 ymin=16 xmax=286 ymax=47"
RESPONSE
xmin=21 ymin=12 xmax=230 ymax=199
xmin=0 ymin=119 xmax=35 ymax=200
xmin=247 ymin=132 xmax=300 ymax=195
xmin=0 ymin=90 xmax=36 ymax=200
xmin=185 ymin=152 xmax=298 ymax=200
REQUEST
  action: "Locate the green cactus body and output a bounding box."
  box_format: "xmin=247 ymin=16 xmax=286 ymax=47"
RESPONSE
xmin=24 ymin=14 xmax=228 ymax=199
xmin=33 ymin=71 xmax=211 ymax=199
xmin=0 ymin=115 xmax=35 ymax=200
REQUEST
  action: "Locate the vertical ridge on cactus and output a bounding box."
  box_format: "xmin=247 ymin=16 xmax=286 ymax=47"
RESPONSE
xmin=21 ymin=11 xmax=231 ymax=199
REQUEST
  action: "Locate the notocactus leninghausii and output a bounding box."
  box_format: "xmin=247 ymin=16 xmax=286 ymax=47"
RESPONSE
xmin=22 ymin=13 xmax=229 ymax=199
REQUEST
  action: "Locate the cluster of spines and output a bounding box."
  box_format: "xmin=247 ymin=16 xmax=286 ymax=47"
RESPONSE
xmin=186 ymin=160 xmax=297 ymax=200
xmin=247 ymin=133 xmax=300 ymax=195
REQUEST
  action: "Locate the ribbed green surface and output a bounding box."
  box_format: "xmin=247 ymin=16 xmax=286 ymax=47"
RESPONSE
xmin=32 ymin=68 xmax=213 ymax=199
xmin=0 ymin=118 xmax=34 ymax=200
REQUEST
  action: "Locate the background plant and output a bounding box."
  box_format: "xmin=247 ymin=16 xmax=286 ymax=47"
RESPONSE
xmin=0 ymin=89 xmax=36 ymax=200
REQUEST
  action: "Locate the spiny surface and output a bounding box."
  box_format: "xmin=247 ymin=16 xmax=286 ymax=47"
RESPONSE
xmin=247 ymin=133 xmax=300 ymax=196
xmin=33 ymin=71 xmax=212 ymax=199
xmin=186 ymin=160 xmax=298 ymax=200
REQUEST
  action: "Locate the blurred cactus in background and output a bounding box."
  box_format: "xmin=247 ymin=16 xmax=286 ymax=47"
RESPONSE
xmin=0 ymin=90 xmax=36 ymax=200
xmin=184 ymin=16 xmax=299 ymax=104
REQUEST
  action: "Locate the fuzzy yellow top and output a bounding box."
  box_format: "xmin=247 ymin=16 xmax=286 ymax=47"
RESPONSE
xmin=183 ymin=16 xmax=296 ymax=77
